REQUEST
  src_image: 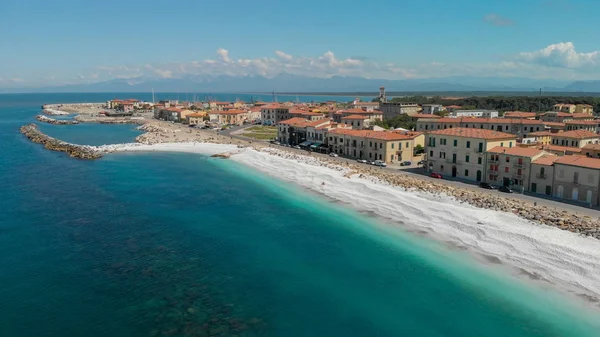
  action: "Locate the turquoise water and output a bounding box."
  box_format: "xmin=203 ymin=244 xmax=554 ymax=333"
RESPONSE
xmin=36 ymin=122 xmax=141 ymax=146
xmin=2 ymin=95 xmax=600 ymax=336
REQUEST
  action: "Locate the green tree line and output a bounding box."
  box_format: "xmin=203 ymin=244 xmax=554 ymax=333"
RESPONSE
xmin=372 ymin=95 xmax=600 ymax=113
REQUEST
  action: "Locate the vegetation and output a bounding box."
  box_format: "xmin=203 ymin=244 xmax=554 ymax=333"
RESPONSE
xmin=372 ymin=115 xmax=416 ymax=130
xmin=413 ymin=144 xmax=424 ymax=155
xmin=243 ymin=126 xmax=277 ymax=140
xmin=374 ymin=95 xmax=600 ymax=113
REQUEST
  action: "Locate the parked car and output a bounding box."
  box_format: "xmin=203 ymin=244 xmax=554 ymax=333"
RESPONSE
xmin=498 ymin=186 xmax=514 ymax=193
xmin=329 ymin=152 xmax=339 ymax=157
xmin=400 ymin=161 xmax=412 ymax=166
xmin=374 ymin=160 xmax=387 ymax=167
xmin=417 ymin=160 xmax=425 ymax=165
xmin=357 ymin=159 xmax=367 ymax=163
xmin=479 ymin=182 xmax=496 ymax=190
xmin=293 ymin=145 xmax=301 ymax=149
xmin=367 ymin=160 xmax=375 ymax=165
xmin=430 ymin=172 xmax=442 ymax=179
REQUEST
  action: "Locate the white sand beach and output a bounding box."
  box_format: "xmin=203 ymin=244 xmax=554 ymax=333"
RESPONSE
xmin=106 ymin=141 xmax=600 ymax=306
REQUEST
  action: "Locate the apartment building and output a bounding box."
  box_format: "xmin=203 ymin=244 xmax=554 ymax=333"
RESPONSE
xmin=352 ymin=101 xmax=380 ymax=112
xmin=529 ymin=155 xmax=559 ymax=196
xmin=553 ymin=156 xmax=600 ymax=205
xmin=332 ymin=109 xmax=383 ymax=123
xmin=485 ymin=147 xmax=547 ymax=189
xmin=425 ymin=128 xmax=517 ymax=182
xmin=341 ymin=115 xmax=373 ymax=129
xmin=583 ymin=144 xmax=600 ymax=158
xmin=186 ymin=112 xmax=207 ymax=125
xmin=564 ymin=120 xmax=599 ymax=132
xmin=327 ymin=129 xmax=424 ymax=163
xmin=380 ymin=102 xmax=419 ymax=119
xmin=550 ymin=130 xmax=600 ymax=148
xmin=575 ymin=104 xmax=594 ymax=114
xmin=417 ymin=118 xmax=546 ymax=139
xmin=528 ymin=131 xmax=553 ymax=145
xmin=449 ymin=109 xmax=499 ymax=118
xmin=553 ymin=104 xmax=576 ymax=113
xmin=209 ymin=110 xmax=253 ymax=125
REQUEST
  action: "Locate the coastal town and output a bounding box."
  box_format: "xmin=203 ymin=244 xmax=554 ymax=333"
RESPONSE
xmin=40 ymin=86 xmax=600 ymax=210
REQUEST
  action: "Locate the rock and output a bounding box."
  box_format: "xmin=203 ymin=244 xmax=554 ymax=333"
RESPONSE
xmin=19 ymin=123 xmax=102 ymax=160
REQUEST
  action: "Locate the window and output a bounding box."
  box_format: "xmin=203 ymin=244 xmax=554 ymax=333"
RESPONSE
xmin=489 ymin=164 xmax=494 ymax=170
xmin=406 ymin=142 xmax=409 ymax=148
xmin=391 ymin=143 xmax=394 ymax=149
xmin=453 ymin=140 xmax=458 ymax=146
xmin=478 ymin=157 xmax=482 ymax=164
xmin=500 ymin=142 xmax=504 ymax=147
xmin=540 ymin=167 xmax=545 ymax=176
xmin=429 ymin=150 xmax=433 ymax=157
xmin=465 ymin=155 xmax=470 ymax=163
xmin=574 ymin=172 xmax=579 ymax=184
xmin=509 ymin=142 xmax=513 ymax=147
xmin=506 ymin=157 xmax=510 ymax=163
xmin=478 ymin=143 xmax=483 ymax=152
xmin=369 ymin=141 xmax=372 ymax=147
xmin=505 ymin=167 xmax=509 ymax=173
xmin=465 ymin=169 xmax=469 ymax=176
xmin=466 ymin=141 xmax=471 ymax=148
xmin=379 ymin=143 xmax=382 ymax=149
xmin=518 ymin=169 xmax=522 ymax=175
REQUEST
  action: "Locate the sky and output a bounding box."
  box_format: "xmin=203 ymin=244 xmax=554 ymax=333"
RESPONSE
xmin=1 ymin=0 xmax=600 ymax=88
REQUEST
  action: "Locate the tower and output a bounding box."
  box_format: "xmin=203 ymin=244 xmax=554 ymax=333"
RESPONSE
xmin=379 ymin=86 xmax=386 ymax=103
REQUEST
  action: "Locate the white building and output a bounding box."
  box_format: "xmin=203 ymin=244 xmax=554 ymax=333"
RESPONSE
xmin=449 ymin=109 xmax=499 ymax=118
xmin=380 ymin=102 xmax=419 ymax=119
xmin=422 ymin=104 xmax=444 ymax=115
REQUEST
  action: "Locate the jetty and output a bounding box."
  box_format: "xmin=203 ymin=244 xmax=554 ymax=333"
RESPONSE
xmin=36 ymin=115 xmax=79 ymax=125
xmin=20 ymin=124 xmax=102 ymax=160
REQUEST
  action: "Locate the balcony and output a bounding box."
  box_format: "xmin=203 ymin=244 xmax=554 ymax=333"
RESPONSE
xmin=488 ymin=158 xmax=499 ymax=163
xmin=535 ymin=174 xmax=547 ymax=179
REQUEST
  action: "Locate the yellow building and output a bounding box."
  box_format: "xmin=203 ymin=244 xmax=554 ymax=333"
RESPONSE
xmin=425 ymin=128 xmax=516 ymax=182
xmin=186 ymin=112 xmax=208 ymax=125
xmin=553 ymin=104 xmax=576 ymax=113
xmin=528 ymin=131 xmax=553 ymax=145
xmin=327 ymin=129 xmax=424 ymax=163
xmin=575 ymin=104 xmax=594 ymax=115
xmin=209 ymin=110 xmax=251 ymax=125
xmin=550 ymin=130 xmax=600 ymax=148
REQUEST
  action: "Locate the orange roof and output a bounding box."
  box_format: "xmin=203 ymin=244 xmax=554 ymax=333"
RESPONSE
xmin=542 ymin=145 xmax=583 ymax=153
xmin=353 ymin=102 xmax=380 ymax=106
xmin=216 ymin=109 xmax=247 ymax=115
xmin=503 ymin=112 xmax=537 ymax=118
xmin=532 ymin=155 xmax=559 ymax=166
xmin=570 ymin=113 xmax=594 ymax=119
xmin=338 ymin=108 xmax=367 ymax=113
xmin=487 ymin=146 xmax=544 ymax=157
xmin=554 ymin=130 xmax=599 ymax=139
xmin=541 ymin=112 xmax=572 ymax=117
xmin=445 ymin=105 xmax=462 ymax=109
xmin=186 ymin=113 xmax=206 ymax=117
xmin=555 ymin=155 xmax=600 ymax=169
xmin=427 ymin=127 xmax=516 ymax=140
xmin=214 ymin=101 xmax=230 ymax=105
xmin=418 ymin=117 xmax=545 ymax=125
xmin=411 ymin=113 xmax=441 ymax=119
xmin=564 ymin=120 xmax=599 ymax=125
xmin=341 ymin=115 xmax=369 ymax=120
xmin=583 ymin=143 xmax=600 ymax=151
xmin=544 ymin=122 xmax=565 ymax=127
xmin=278 ymin=117 xmax=312 ymax=127
xmin=164 ymin=107 xmax=183 ymax=112
xmin=305 ymin=119 xmax=332 ymax=127
xmin=328 ymin=128 xmax=422 ymax=141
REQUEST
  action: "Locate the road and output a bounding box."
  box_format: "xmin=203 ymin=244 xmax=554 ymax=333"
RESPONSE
xmin=214 ymin=125 xmax=600 ymax=218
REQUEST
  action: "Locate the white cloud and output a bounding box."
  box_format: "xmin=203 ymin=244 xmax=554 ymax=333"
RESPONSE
xmin=518 ymin=42 xmax=600 ymax=68
xmin=216 ymin=48 xmax=232 ymax=63
xmin=275 ymin=50 xmax=292 ymax=60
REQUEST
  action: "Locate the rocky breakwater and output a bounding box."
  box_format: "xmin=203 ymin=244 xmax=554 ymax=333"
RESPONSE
xmin=36 ymin=114 xmax=79 ymax=125
xmin=20 ymin=124 xmax=102 ymax=160
xmin=257 ymin=147 xmax=600 ymax=240
xmin=75 ymin=115 xmax=146 ymax=124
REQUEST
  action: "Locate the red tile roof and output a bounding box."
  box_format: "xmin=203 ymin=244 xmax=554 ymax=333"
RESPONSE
xmin=487 ymin=146 xmax=544 ymax=157
xmin=427 ymin=127 xmax=516 ymax=140
xmin=328 ymin=128 xmax=423 ymax=141
xmin=541 ymin=145 xmax=584 ymax=153
xmin=532 ymin=155 xmax=559 ymax=166
xmin=583 ymin=143 xmax=600 ymax=151
xmin=570 ymin=113 xmax=595 ymax=119
xmin=554 ymin=130 xmax=599 ymax=139
xmin=503 ymin=112 xmax=537 ymax=118
xmin=555 ymin=155 xmax=600 ymax=169
xmin=564 ymin=120 xmax=599 ymax=125
xmin=341 ymin=115 xmax=370 ymax=120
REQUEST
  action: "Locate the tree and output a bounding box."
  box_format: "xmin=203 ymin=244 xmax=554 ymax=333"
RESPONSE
xmin=414 ymin=144 xmax=424 ymax=155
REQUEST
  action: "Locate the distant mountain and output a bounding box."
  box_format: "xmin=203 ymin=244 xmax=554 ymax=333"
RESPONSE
xmin=0 ymin=73 xmax=591 ymax=94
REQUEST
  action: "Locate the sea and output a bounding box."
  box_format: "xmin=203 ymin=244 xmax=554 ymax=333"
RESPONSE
xmin=1 ymin=93 xmax=600 ymax=337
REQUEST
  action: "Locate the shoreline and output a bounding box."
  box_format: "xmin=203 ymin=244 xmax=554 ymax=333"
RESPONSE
xmin=105 ymin=141 xmax=600 ymax=309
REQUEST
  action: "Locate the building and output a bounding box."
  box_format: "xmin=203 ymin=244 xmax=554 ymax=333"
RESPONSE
xmin=529 ymin=155 xmax=559 ymax=196
xmin=527 ymin=131 xmax=553 ymax=145
xmin=425 ymin=128 xmax=517 ymax=182
xmin=449 ymin=109 xmax=499 ymax=118
xmin=550 ymin=130 xmax=600 ymax=148
xmin=416 ymin=117 xmax=546 ymax=140
xmin=552 ymin=156 xmax=600 ymax=205
xmin=503 ymin=111 xmax=537 ymax=119
xmin=260 ymin=104 xmax=280 ymax=125
xmin=186 ymin=112 xmax=208 ymax=125
xmin=539 ymin=111 xmax=576 ymax=123
xmin=422 ymin=104 xmax=444 ymax=115
xmin=277 ymin=118 xmax=332 ymax=145
xmin=352 ymin=100 xmax=380 ymax=112
xmin=156 ymin=108 xmax=188 ymax=122
xmin=564 ymin=120 xmax=599 ymax=132
xmin=575 ymin=104 xmax=594 ymax=115
xmin=553 ymin=104 xmax=576 ymax=113
xmin=583 ymin=144 xmax=600 ymax=158
xmin=333 ymin=109 xmax=383 ymax=123
xmin=380 ymin=102 xmax=419 ymax=119
xmin=341 ymin=115 xmax=372 ymax=129
xmin=445 ymin=105 xmax=462 ymax=112
xmin=541 ymin=145 xmax=584 ymax=156
xmin=327 ymin=129 xmax=424 ymax=163
xmin=485 ymin=146 xmax=547 ymax=190
xmin=209 ymin=110 xmax=253 ymax=125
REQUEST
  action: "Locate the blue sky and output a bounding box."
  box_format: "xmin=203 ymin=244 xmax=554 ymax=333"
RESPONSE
xmin=1 ymin=0 xmax=599 ymax=87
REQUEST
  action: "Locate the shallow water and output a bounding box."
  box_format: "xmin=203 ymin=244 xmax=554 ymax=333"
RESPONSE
xmin=2 ymin=96 xmax=600 ymax=336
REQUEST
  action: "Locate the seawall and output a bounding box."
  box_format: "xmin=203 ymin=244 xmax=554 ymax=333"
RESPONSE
xmin=36 ymin=115 xmax=79 ymax=125
xmin=20 ymin=124 xmax=102 ymax=160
